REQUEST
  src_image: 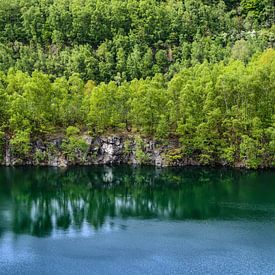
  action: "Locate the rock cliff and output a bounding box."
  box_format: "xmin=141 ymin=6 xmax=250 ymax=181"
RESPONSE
xmin=1 ymin=135 xmax=199 ymax=167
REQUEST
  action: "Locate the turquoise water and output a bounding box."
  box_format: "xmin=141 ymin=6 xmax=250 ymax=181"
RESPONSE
xmin=0 ymin=166 xmax=275 ymax=274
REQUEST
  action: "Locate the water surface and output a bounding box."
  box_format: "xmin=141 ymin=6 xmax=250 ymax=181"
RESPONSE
xmin=0 ymin=166 xmax=275 ymax=274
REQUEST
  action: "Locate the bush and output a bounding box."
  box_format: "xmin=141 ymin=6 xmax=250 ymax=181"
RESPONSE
xmin=34 ymin=149 xmax=47 ymax=164
xmin=135 ymin=136 xmax=149 ymax=164
xmin=240 ymin=135 xmax=261 ymax=169
xmin=62 ymin=127 xmax=89 ymax=162
xmin=10 ymin=130 xmax=31 ymax=159
xmin=66 ymin=126 xmax=80 ymax=137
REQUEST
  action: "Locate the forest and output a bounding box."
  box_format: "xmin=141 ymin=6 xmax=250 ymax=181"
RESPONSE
xmin=0 ymin=0 xmax=274 ymax=168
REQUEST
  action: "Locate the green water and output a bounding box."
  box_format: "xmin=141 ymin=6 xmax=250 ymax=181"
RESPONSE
xmin=0 ymin=166 xmax=275 ymax=274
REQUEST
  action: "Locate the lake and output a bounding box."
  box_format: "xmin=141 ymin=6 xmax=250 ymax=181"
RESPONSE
xmin=0 ymin=166 xmax=275 ymax=274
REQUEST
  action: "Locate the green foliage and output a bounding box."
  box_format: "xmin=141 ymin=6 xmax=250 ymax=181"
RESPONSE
xmin=156 ymin=115 xmax=170 ymax=141
xmin=220 ymin=146 xmax=236 ymax=165
xmin=123 ymin=139 xmax=132 ymax=157
xmin=135 ymin=136 xmax=149 ymax=164
xmin=241 ymin=0 xmax=275 ymax=27
xmin=10 ymin=130 xmax=31 ymax=159
xmin=88 ymin=81 xmax=130 ymax=133
xmin=66 ymin=126 xmax=80 ymax=137
xmin=164 ymin=148 xmax=184 ymax=164
xmin=240 ymin=135 xmax=261 ymax=168
xmin=0 ymin=0 xmax=274 ymax=83
xmin=174 ymin=50 xmax=275 ymax=168
xmin=33 ymin=149 xmax=47 ymax=164
xmin=61 ymin=127 xmax=89 ymax=162
xmin=130 ymin=74 xmax=167 ymax=135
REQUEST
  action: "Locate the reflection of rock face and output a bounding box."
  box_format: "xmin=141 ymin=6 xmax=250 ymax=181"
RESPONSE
xmin=1 ymin=135 xmax=197 ymax=167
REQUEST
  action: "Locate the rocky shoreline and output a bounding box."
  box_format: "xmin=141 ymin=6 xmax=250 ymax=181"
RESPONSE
xmin=0 ymin=135 xmax=273 ymax=169
xmin=1 ymin=135 xmax=201 ymax=167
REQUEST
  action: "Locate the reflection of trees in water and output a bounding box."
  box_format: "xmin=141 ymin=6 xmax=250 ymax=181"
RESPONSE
xmin=0 ymin=166 xmax=273 ymax=237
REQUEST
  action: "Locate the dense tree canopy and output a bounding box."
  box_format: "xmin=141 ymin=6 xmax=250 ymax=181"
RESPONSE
xmin=0 ymin=0 xmax=274 ymax=83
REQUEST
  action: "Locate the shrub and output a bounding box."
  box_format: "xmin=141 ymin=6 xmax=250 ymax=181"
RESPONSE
xmin=62 ymin=127 xmax=89 ymax=162
xmin=135 ymin=136 xmax=149 ymax=164
xmin=10 ymin=130 xmax=31 ymax=159
xmin=240 ymin=135 xmax=261 ymax=169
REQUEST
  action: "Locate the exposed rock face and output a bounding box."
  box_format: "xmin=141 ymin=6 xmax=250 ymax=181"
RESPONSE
xmin=97 ymin=136 xmax=124 ymax=164
xmin=1 ymin=135 xmax=198 ymax=167
xmin=2 ymin=135 xmax=172 ymax=167
xmin=85 ymin=135 xmax=171 ymax=166
xmin=5 ymin=143 xmax=11 ymax=166
xmin=1 ymin=134 xmax=272 ymax=169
